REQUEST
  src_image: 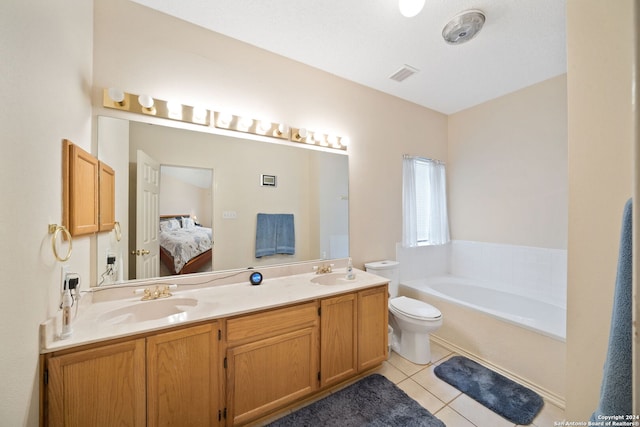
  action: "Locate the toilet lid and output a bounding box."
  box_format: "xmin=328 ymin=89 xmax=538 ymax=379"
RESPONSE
xmin=389 ymin=296 xmax=442 ymax=321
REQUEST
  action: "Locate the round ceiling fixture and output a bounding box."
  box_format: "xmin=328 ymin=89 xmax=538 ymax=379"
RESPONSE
xmin=442 ymin=10 xmax=486 ymax=45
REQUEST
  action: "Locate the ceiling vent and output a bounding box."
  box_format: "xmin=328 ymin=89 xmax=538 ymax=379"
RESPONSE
xmin=442 ymin=10 xmax=486 ymax=45
xmin=389 ymin=64 xmax=420 ymax=82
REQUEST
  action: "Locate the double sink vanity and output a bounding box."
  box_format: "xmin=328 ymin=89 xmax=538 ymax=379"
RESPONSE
xmin=40 ymin=261 xmax=389 ymax=426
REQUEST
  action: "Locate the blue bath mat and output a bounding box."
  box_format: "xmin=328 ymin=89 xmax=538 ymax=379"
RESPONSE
xmin=434 ymin=356 xmax=544 ymax=425
xmin=267 ymin=374 xmax=445 ymax=427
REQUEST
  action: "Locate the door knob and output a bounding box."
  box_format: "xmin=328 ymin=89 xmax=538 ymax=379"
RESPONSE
xmin=131 ymin=249 xmax=151 ymax=256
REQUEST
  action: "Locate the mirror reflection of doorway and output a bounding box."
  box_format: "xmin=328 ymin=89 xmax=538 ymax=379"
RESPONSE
xmin=158 ymin=165 xmax=214 ymax=277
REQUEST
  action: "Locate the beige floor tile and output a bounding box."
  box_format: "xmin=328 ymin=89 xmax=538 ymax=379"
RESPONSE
xmin=411 ymin=363 xmax=461 ymax=404
xmin=434 ymin=406 xmax=477 ymax=427
xmin=374 ymin=360 xmax=408 ymax=384
xmin=396 ymin=378 xmax=446 ymax=414
xmin=449 ymin=394 xmax=516 ymax=427
xmin=430 ymin=341 xmax=453 ymax=363
xmin=529 ymin=400 xmax=565 ymax=427
xmin=387 ymin=351 xmax=428 ymax=376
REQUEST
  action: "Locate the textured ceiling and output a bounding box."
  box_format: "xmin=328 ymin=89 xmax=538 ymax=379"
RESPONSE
xmin=131 ymin=0 xmax=566 ymax=114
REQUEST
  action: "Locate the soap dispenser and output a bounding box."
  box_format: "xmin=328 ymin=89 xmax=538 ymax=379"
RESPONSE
xmin=346 ymin=257 xmax=355 ymax=280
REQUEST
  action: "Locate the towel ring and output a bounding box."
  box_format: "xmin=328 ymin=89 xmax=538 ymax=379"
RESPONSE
xmin=48 ymin=224 xmax=72 ymax=262
xmin=114 ymin=221 xmax=122 ymax=242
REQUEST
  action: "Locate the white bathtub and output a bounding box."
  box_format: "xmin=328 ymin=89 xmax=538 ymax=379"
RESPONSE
xmin=400 ymin=274 xmax=567 ymax=404
xmin=402 ymin=275 xmax=566 ymax=341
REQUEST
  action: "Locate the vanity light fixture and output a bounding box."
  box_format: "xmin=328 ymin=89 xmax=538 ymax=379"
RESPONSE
xmin=292 ymin=127 xmax=308 ymax=142
xmin=192 ymin=106 xmax=208 ymax=124
xmin=102 ymin=89 xmax=348 ymax=151
xmin=328 ymin=135 xmax=340 ymax=148
xmin=215 ymin=112 xmax=233 ymax=128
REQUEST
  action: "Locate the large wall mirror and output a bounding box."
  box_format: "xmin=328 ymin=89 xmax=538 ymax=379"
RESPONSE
xmin=96 ymin=116 xmax=349 ymax=285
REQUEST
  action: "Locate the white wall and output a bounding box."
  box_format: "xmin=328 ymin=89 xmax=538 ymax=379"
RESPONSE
xmin=1 ymin=1 xmax=634 ymax=424
xmin=92 ymin=0 xmax=449 ymax=270
xmin=448 ymin=74 xmax=568 ymax=249
xmin=0 ymin=0 xmax=93 ymax=424
xmin=565 ymin=0 xmax=636 ymax=419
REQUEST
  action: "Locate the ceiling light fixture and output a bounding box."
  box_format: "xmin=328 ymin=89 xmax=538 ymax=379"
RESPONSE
xmin=442 ymin=10 xmax=486 ymax=45
xmin=398 ymin=0 xmax=425 ymax=18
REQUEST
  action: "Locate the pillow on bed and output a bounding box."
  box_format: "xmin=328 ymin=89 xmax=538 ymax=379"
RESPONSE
xmin=160 ymin=218 xmax=181 ymax=232
xmin=182 ymin=217 xmax=196 ymax=230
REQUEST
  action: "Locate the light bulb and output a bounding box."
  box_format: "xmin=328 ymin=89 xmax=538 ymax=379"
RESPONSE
xmin=238 ymin=117 xmax=253 ymax=130
xmin=257 ymin=120 xmax=272 ymax=134
xmin=167 ymin=101 xmax=182 ymax=119
xmin=192 ymin=106 xmax=208 ymax=123
xmin=217 ymin=113 xmax=233 ymax=128
xmin=107 ymin=88 xmax=125 ymax=104
xmin=138 ymin=94 xmax=154 ymax=109
xmin=398 ymin=0 xmax=425 ymax=18
xmin=276 ymin=123 xmax=290 ymax=136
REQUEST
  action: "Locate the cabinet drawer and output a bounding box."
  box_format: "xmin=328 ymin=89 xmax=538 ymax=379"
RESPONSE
xmin=226 ymin=302 xmax=318 ymax=344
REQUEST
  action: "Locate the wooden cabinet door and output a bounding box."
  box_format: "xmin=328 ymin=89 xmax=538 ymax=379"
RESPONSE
xmin=63 ymin=140 xmax=99 ymax=236
xmin=319 ymin=293 xmax=357 ymax=387
xmin=98 ymin=161 xmax=115 ymax=231
xmin=46 ymin=339 xmax=145 ymax=427
xmin=358 ymin=286 xmax=389 ymax=370
xmin=147 ymin=323 xmax=221 ymax=427
xmin=226 ymin=327 xmax=319 ymax=425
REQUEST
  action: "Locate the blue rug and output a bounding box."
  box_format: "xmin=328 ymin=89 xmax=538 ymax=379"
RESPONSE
xmin=267 ymin=374 xmax=445 ymax=427
xmin=434 ymin=356 xmax=544 ymax=425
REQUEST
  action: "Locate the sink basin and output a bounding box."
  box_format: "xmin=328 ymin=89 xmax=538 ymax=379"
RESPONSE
xmin=98 ymin=298 xmax=198 ymax=325
xmin=310 ymin=273 xmax=354 ymax=286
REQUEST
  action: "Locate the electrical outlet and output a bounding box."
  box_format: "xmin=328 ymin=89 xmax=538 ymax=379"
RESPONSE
xmin=60 ymin=265 xmax=69 ymax=293
xmin=107 ymin=252 xmax=116 ymax=265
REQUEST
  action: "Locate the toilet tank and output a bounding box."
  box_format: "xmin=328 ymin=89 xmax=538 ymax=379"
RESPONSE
xmin=365 ymin=260 xmax=400 ymax=298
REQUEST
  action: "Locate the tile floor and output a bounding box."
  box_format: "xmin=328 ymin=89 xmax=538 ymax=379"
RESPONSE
xmin=260 ymin=340 xmax=565 ymax=427
xmin=373 ymin=341 xmax=566 ymax=427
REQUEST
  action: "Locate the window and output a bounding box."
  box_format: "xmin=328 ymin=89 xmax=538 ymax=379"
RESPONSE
xmin=402 ymin=156 xmax=450 ymax=246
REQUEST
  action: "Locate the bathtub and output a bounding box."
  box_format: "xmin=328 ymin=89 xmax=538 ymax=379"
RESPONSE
xmin=400 ymin=274 xmax=567 ymax=406
xmin=402 ymin=275 xmax=566 ymax=341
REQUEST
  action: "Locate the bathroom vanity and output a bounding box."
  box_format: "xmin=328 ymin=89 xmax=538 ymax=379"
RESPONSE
xmin=40 ymin=267 xmax=388 ymax=426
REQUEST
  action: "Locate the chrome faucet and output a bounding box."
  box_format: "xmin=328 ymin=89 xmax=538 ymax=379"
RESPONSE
xmin=313 ymin=264 xmax=334 ymax=274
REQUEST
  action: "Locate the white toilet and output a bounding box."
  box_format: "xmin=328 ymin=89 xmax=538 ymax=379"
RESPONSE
xmin=365 ymin=260 xmax=443 ymax=364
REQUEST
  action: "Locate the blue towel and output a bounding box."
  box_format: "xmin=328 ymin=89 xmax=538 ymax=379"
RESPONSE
xmin=255 ymin=213 xmax=295 ymax=258
xmin=591 ymin=198 xmax=633 ymax=421
xmin=275 ymin=214 xmax=295 ymax=255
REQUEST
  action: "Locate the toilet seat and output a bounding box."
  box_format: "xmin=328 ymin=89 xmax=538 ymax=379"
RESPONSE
xmin=389 ymin=296 xmax=442 ymax=321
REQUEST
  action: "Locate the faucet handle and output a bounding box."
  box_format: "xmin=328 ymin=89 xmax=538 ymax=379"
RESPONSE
xmin=134 ymin=287 xmax=153 ymax=300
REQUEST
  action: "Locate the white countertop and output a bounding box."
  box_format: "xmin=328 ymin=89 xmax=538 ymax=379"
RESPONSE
xmin=40 ymin=267 xmax=387 ymax=353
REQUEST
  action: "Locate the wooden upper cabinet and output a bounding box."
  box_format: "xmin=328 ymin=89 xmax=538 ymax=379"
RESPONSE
xmin=62 ymin=140 xmax=115 ymax=236
xmin=98 ymin=161 xmax=115 ymax=231
xmin=63 ymin=140 xmax=98 ymax=236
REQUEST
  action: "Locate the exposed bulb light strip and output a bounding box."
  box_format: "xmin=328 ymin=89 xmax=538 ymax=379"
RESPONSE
xmin=102 ymin=88 xmax=348 ymax=151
